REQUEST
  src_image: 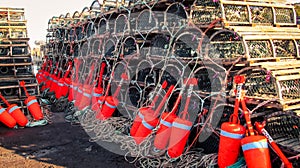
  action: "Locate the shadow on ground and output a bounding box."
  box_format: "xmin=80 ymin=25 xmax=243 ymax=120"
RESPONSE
xmin=0 ymin=113 xmax=134 ymax=168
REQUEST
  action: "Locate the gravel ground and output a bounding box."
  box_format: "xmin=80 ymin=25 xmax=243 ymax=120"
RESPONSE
xmin=0 ymin=113 xmax=134 ymax=168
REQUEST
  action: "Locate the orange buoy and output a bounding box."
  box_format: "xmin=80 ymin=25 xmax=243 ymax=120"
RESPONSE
xmin=130 ymin=81 xmax=168 ymax=137
xmin=153 ymin=86 xmax=183 ymax=151
xmin=0 ymin=106 xmax=17 ymax=128
xmin=218 ymin=121 xmax=245 ymax=168
xmin=134 ymin=113 xmax=159 ymax=144
xmin=218 ymin=75 xmax=247 ymax=167
xmin=97 ymin=96 xmax=119 ymax=120
xmin=55 ymin=78 xmax=65 ymax=99
xmin=77 ymin=63 xmax=95 ymax=110
xmin=167 ymin=117 xmax=193 ymax=158
xmin=167 ymin=78 xmax=197 ymax=158
xmin=92 ymin=87 xmax=103 ymax=107
xmin=20 ymin=81 xmax=44 ymax=120
xmin=130 ymin=107 xmax=153 ymax=137
xmin=95 ymin=96 xmax=105 ymax=116
xmin=68 ymin=80 xmax=77 ymax=101
xmin=98 ymin=73 xmax=128 ymax=120
xmin=241 ymin=135 xmax=271 ymax=168
xmin=78 ymin=85 xmax=93 ymax=110
xmin=92 ymin=62 xmax=106 ymax=107
xmin=0 ymin=94 xmax=28 ymax=127
xmin=134 ymin=85 xmax=175 ymax=144
xmin=74 ymin=85 xmax=84 ymax=108
xmin=7 ymin=104 xmax=28 ymax=127
xmin=24 ymin=96 xmax=43 ymax=120
xmin=154 ymin=112 xmax=177 ymax=150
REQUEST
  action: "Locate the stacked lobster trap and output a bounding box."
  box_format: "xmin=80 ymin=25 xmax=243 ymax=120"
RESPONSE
xmin=39 ymin=0 xmax=300 ymax=167
xmin=0 ymin=7 xmax=41 ymax=120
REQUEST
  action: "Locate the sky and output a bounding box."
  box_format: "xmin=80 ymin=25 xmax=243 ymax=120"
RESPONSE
xmin=1 ymin=0 xmax=300 ymax=47
xmin=0 ymin=0 xmax=93 ymax=47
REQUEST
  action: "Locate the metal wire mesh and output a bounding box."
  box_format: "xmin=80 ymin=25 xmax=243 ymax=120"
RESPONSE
xmin=223 ymin=4 xmax=249 ymax=23
xmin=191 ymin=1 xmax=221 ymax=25
xmin=275 ymin=7 xmax=295 ymax=24
xmin=279 ymin=79 xmax=300 ymax=100
xmin=246 ymin=40 xmax=273 ymax=59
xmin=209 ymin=30 xmax=245 ymax=59
xmin=238 ymin=68 xmax=278 ymax=99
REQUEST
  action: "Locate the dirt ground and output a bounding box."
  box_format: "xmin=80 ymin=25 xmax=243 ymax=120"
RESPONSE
xmin=0 ymin=113 xmax=134 ymax=168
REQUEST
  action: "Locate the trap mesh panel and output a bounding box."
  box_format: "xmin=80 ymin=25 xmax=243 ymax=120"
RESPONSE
xmin=273 ymin=40 xmax=297 ymax=58
xmin=150 ymin=34 xmax=170 ymax=56
xmin=265 ymin=111 xmax=300 ymax=155
xmin=69 ymin=28 xmax=75 ymax=42
xmin=115 ymin=14 xmax=130 ymax=34
xmin=79 ymin=42 xmax=89 ymax=57
xmin=246 ymin=40 xmax=273 ymax=59
xmin=173 ymin=29 xmax=203 ymax=58
xmin=250 ymin=6 xmax=273 ymax=24
xmin=191 ymin=0 xmax=221 ymax=25
xmin=275 ymin=7 xmax=295 ymax=24
xmin=0 ymin=46 xmax=9 ymax=56
xmin=98 ymin=18 xmax=108 ymax=35
xmin=165 ymin=3 xmax=188 ymax=29
xmin=193 ymin=67 xmax=222 ymax=95
xmin=75 ymin=26 xmax=84 ymax=41
xmin=11 ymin=46 xmax=29 ymax=56
xmin=127 ymin=85 xmax=142 ymax=108
xmin=209 ymin=30 xmax=245 ymax=59
xmin=86 ymin=22 xmax=96 ymax=38
xmin=238 ymin=67 xmax=278 ymax=99
xmin=73 ymin=44 xmax=79 ymax=57
xmin=103 ymin=39 xmax=116 ymax=58
xmin=122 ymin=37 xmax=138 ymax=57
xmin=223 ymin=4 xmax=249 ymax=23
xmin=279 ymin=79 xmax=300 ymax=101
xmin=136 ymin=9 xmax=157 ymax=32
xmin=91 ymin=39 xmax=102 ymax=55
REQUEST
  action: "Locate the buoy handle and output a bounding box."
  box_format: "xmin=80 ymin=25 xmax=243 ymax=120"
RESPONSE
xmin=97 ymin=62 xmax=106 ymax=89
xmin=63 ymin=61 xmax=73 ymax=78
xmin=113 ymin=73 xmax=128 ymax=98
xmin=153 ymin=85 xmax=175 ymax=116
xmin=20 ymin=81 xmax=30 ymax=97
xmin=0 ymin=93 xmax=10 ymax=106
xmin=151 ymin=80 xmax=169 ymax=106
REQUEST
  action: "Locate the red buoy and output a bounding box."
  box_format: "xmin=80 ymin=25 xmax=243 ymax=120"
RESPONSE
xmin=218 ymin=122 xmax=245 ymax=168
xmin=130 ymin=81 xmax=168 ymax=137
xmin=130 ymin=107 xmax=153 ymax=137
xmin=95 ymin=96 xmax=105 ymax=116
xmin=0 ymin=94 xmax=28 ymax=127
xmin=241 ymin=136 xmax=271 ymax=168
xmin=154 ymin=112 xmax=177 ymax=150
xmin=20 ymin=81 xmax=44 ymax=120
xmin=97 ymin=96 xmax=119 ymax=120
xmin=98 ymin=73 xmax=128 ymax=120
xmin=167 ymin=117 xmax=192 ymax=158
xmin=218 ymin=75 xmax=246 ymax=167
xmin=154 ymin=88 xmax=182 ymax=150
xmin=7 ymin=104 xmax=28 ymax=127
xmin=92 ymin=87 xmax=103 ymax=107
xmin=134 ymin=85 xmax=175 ymax=144
xmin=92 ymin=62 xmax=106 ymax=107
xmin=134 ymin=113 xmax=159 ymax=144
xmin=167 ymin=78 xmax=197 ymax=158
xmin=74 ymin=85 xmax=84 ymax=108
xmin=56 ymin=61 xmax=72 ymax=99
xmin=0 ymin=106 xmax=16 ymax=128
xmin=78 ymin=85 xmax=93 ymax=110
